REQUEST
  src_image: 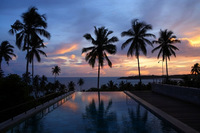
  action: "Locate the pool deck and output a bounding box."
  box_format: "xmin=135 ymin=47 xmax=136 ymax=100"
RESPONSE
xmin=126 ymin=91 xmax=200 ymax=133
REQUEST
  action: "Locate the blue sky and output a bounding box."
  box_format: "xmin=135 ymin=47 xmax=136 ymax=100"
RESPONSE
xmin=1 ymin=0 xmax=200 ymax=77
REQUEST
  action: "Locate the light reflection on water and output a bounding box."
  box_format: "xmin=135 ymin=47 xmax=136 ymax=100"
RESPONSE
xmin=7 ymin=92 xmax=178 ymax=133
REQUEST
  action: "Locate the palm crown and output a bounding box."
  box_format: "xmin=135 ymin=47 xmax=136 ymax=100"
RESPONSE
xmin=191 ymin=63 xmax=200 ymax=75
xmin=52 ymin=65 xmax=61 ymax=78
xmin=152 ymin=29 xmax=180 ymax=61
xmin=82 ymin=26 xmax=118 ymax=68
xmin=0 ymin=41 xmax=16 ymax=70
xmin=121 ymin=19 xmax=155 ymax=57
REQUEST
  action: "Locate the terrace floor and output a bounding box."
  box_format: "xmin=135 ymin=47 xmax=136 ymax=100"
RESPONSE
xmin=129 ymin=91 xmax=200 ymax=132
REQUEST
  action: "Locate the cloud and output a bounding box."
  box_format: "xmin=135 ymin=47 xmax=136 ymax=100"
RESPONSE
xmin=48 ymin=43 xmax=78 ymax=55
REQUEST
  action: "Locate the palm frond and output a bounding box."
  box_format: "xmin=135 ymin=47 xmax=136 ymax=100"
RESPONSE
xmin=121 ymin=38 xmax=133 ymax=49
xmin=104 ymin=52 xmax=112 ymax=68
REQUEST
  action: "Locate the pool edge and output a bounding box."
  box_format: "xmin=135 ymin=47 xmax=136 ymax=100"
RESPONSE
xmin=124 ymin=91 xmax=199 ymax=133
xmin=0 ymin=91 xmax=75 ymax=132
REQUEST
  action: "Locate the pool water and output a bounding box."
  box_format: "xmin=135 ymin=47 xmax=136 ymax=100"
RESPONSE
xmin=7 ymin=92 xmax=178 ymax=133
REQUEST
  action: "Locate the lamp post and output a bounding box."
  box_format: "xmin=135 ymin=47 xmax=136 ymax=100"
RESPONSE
xmin=158 ymin=60 xmax=163 ymax=83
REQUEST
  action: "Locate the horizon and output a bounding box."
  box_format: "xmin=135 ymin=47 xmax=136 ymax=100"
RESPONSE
xmin=1 ymin=0 xmax=200 ymax=77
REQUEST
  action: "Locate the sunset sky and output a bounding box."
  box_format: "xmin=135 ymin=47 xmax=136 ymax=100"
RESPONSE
xmin=0 ymin=0 xmax=200 ymax=77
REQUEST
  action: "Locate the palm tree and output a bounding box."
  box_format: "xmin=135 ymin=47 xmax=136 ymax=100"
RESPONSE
xmin=27 ymin=38 xmax=47 ymax=79
xmin=191 ymin=63 xmax=200 ymax=75
xmin=9 ymin=7 xmax=50 ymax=74
xmin=107 ymin=80 xmax=118 ymax=90
xmin=82 ymin=26 xmax=118 ymax=89
xmin=0 ymin=41 xmax=16 ymax=71
xmin=68 ymin=81 xmax=75 ymax=91
xmin=77 ymin=78 xmax=84 ymax=91
xmin=152 ymin=29 xmax=180 ymax=81
xmin=121 ymin=19 xmax=155 ymax=83
xmin=52 ymin=65 xmax=61 ymax=81
xmin=40 ymin=75 xmax=48 ymax=95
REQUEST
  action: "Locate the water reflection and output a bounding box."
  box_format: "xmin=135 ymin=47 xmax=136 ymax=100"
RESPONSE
xmin=82 ymin=98 xmax=119 ymax=133
xmin=122 ymin=104 xmax=149 ymax=133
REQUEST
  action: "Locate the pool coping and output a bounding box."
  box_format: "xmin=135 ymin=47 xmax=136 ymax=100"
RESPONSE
xmin=124 ymin=91 xmax=199 ymax=133
xmin=0 ymin=91 xmax=75 ymax=132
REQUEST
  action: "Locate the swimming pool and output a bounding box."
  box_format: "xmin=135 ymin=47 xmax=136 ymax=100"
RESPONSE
xmin=7 ymin=92 xmax=178 ymax=133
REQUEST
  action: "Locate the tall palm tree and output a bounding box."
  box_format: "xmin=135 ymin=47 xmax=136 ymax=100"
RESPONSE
xmin=191 ymin=63 xmax=200 ymax=75
xmin=27 ymin=38 xmax=47 ymax=79
xmin=52 ymin=65 xmax=61 ymax=81
xmin=9 ymin=7 xmax=50 ymax=74
xmin=121 ymin=19 xmax=155 ymax=83
xmin=82 ymin=26 xmax=118 ymax=89
xmin=77 ymin=78 xmax=84 ymax=91
xmin=152 ymin=29 xmax=180 ymax=81
xmin=0 ymin=41 xmax=16 ymax=71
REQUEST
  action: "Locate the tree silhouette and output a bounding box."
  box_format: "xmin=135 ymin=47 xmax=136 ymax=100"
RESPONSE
xmin=77 ymin=78 xmax=84 ymax=91
xmin=68 ymin=81 xmax=75 ymax=91
xmin=27 ymin=38 xmax=47 ymax=79
xmin=52 ymin=65 xmax=61 ymax=81
xmin=82 ymin=26 xmax=118 ymax=89
xmin=152 ymin=29 xmax=180 ymax=81
xmin=9 ymin=7 xmax=50 ymax=74
xmin=0 ymin=41 xmax=16 ymax=71
xmin=106 ymin=80 xmax=118 ymax=90
xmin=40 ymin=75 xmax=48 ymax=95
xmin=121 ymin=19 xmax=155 ymax=83
xmin=191 ymin=63 xmax=200 ymax=75
xmin=22 ymin=72 xmax=31 ymax=85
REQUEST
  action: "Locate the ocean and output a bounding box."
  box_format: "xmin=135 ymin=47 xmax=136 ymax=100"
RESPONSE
xmin=47 ymin=77 xmax=157 ymax=91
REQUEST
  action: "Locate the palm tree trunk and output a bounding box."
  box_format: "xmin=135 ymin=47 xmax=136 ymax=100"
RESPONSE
xmin=26 ymin=35 xmax=30 ymax=75
xmin=32 ymin=59 xmax=34 ymax=80
xmin=26 ymin=50 xmax=29 ymax=74
xmin=0 ymin=59 xmax=2 ymax=71
xmin=166 ymin=57 xmax=169 ymax=81
xmin=97 ymin=62 xmax=100 ymax=104
xmin=97 ymin=62 xmax=100 ymax=90
xmin=137 ymin=56 xmax=142 ymax=83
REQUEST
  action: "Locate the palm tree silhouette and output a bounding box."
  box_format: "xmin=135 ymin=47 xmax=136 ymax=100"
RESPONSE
xmin=9 ymin=7 xmax=50 ymax=74
xmin=191 ymin=63 xmax=200 ymax=75
xmin=27 ymin=38 xmax=47 ymax=79
xmin=106 ymin=80 xmax=118 ymax=90
xmin=52 ymin=65 xmax=61 ymax=81
xmin=82 ymin=26 xmax=118 ymax=89
xmin=152 ymin=29 xmax=180 ymax=81
xmin=77 ymin=78 xmax=84 ymax=91
xmin=68 ymin=81 xmax=75 ymax=91
xmin=121 ymin=19 xmax=155 ymax=83
xmin=0 ymin=41 xmax=16 ymax=71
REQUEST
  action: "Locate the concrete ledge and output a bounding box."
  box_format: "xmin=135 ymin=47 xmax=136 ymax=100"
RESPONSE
xmin=152 ymin=84 xmax=200 ymax=105
xmin=0 ymin=91 xmax=74 ymax=132
xmin=124 ymin=91 xmax=199 ymax=133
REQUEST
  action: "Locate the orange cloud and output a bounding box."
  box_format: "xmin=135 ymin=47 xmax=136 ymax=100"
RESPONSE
xmin=55 ymin=44 xmax=78 ymax=54
xmin=181 ymin=37 xmax=200 ymax=47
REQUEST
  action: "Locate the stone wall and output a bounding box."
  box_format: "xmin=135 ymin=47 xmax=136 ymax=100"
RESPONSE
xmin=152 ymin=84 xmax=200 ymax=105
